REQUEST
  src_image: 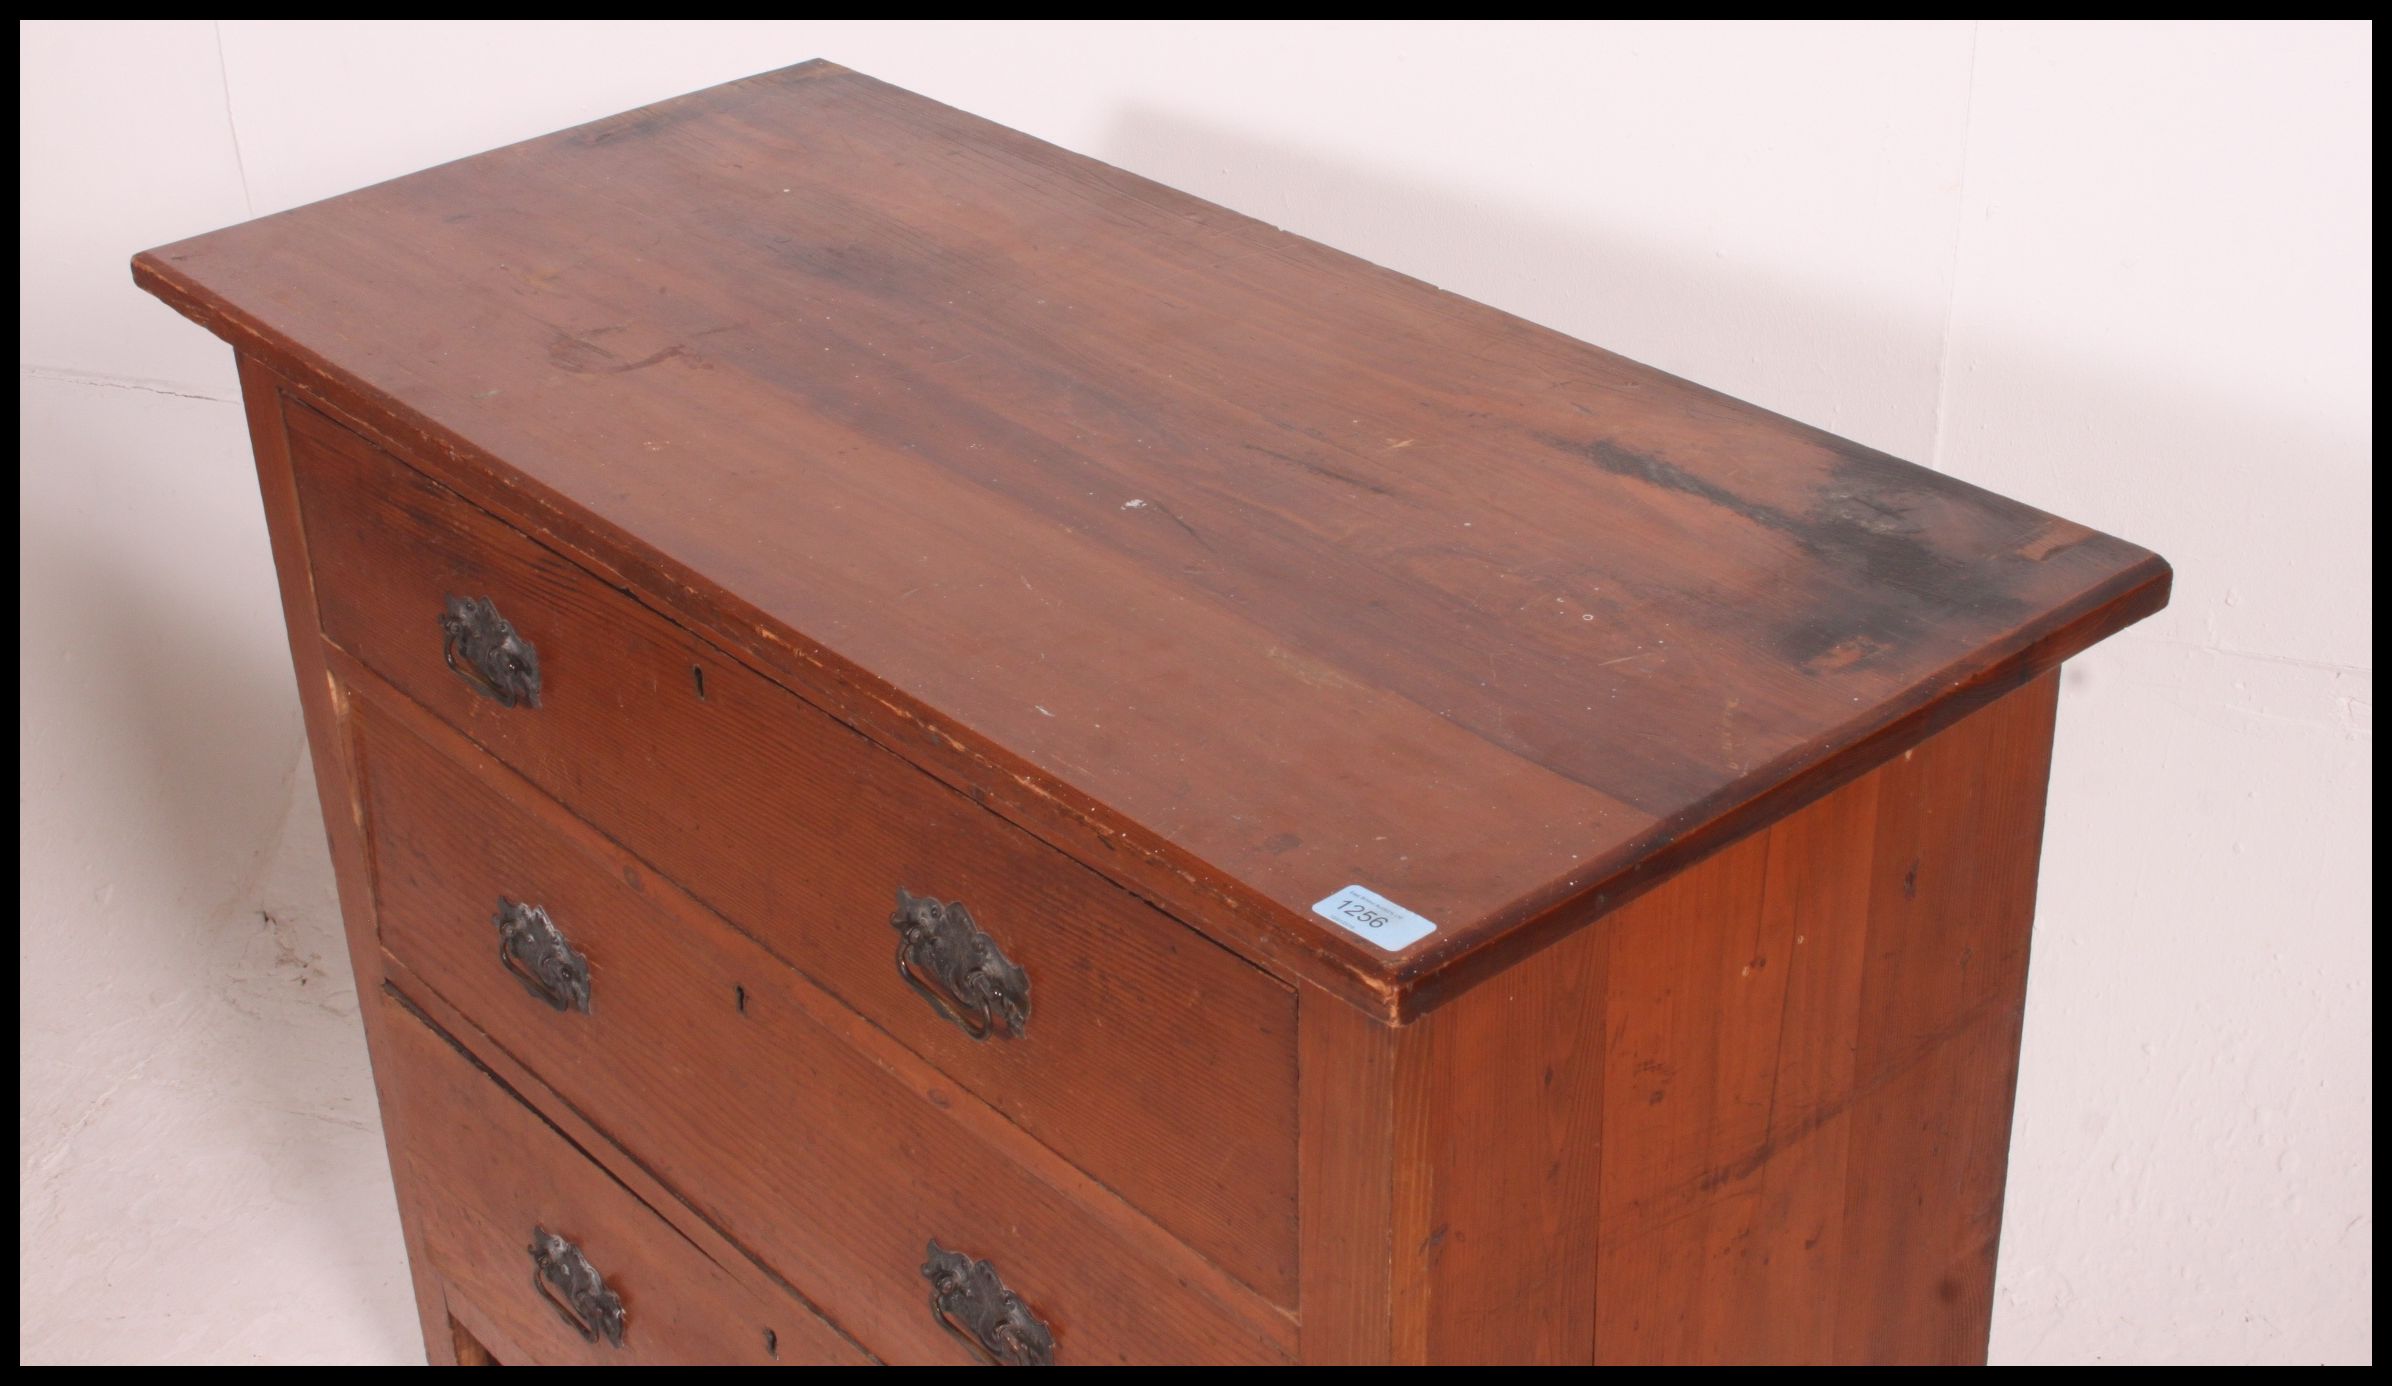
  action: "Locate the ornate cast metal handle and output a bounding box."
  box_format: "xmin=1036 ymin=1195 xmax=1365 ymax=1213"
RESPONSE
xmin=891 ymin=889 xmax=1030 ymax=1041
xmin=921 ymin=1239 xmax=1054 ymax=1366
xmin=529 ymin=1227 xmax=625 ymax=1348
xmin=440 ymin=594 xmax=542 ymax=708
xmin=493 ymin=898 xmax=591 ymax=1014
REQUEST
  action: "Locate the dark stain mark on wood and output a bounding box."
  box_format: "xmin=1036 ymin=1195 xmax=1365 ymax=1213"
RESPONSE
xmin=546 ymin=328 xmax=690 ymax=376
xmin=1577 ymin=438 xmax=1786 ymax=531
xmin=1566 ymin=436 xmax=2036 ymax=626
xmin=1241 ymin=444 xmax=1395 ymax=496
xmin=1800 ymin=634 xmax=1890 ymax=676
xmin=1139 ymin=497 xmax=1213 ymax=550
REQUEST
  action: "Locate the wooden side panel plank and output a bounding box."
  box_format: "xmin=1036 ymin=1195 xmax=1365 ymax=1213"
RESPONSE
xmin=233 ymin=354 xmax=457 ymax=1363
xmin=1834 ymin=672 xmax=2057 ymax=1363
xmin=1591 ymin=822 xmax=1787 ymax=1361
xmin=1586 ymin=672 xmax=2057 ymax=1365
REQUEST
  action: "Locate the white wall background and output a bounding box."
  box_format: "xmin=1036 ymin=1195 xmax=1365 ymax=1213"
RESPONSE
xmin=19 ymin=20 xmax=2370 ymax=1365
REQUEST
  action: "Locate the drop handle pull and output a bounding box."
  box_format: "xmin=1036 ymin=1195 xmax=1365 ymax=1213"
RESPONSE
xmin=922 ymin=1239 xmax=1054 ymax=1365
xmin=440 ymin=593 xmax=542 ymax=708
xmin=529 ymin=1227 xmax=625 ymax=1348
xmin=891 ymin=889 xmax=1031 ymax=1041
xmin=493 ymin=898 xmax=592 ymax=1014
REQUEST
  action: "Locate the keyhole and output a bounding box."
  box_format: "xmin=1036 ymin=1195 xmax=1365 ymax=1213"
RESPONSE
xmin=734 ymin=984 xmax=748 ymax=1015
xmin=692 ymin=665 xmax=708 ymax=700
xmin=763 ymin=1327 xmax=778 ymax=1358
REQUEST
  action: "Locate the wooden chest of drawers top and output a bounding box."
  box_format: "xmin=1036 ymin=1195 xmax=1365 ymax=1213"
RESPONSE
xmin=132 ymin=59 xmax=2167 ymax=1017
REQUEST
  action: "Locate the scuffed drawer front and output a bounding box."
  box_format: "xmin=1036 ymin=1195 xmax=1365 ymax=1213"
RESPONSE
xmin=373 ymin=989 xmax=862 ymax=1366
xmin=287 ymin=397 xmax=1298 ymax=1305
xmin=357 ymin=688 xmax=1295 ymax=1365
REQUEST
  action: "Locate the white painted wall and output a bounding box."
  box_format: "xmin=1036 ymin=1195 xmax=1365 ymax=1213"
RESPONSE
xmin=19 ymin=20 xmax=2370 ymax=1365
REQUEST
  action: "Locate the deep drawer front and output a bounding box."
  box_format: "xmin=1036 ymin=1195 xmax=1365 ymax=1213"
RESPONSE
xmin=373 ymin=988 xmax=863 ymax=1366
xmin=286 ymin=398 xmax=1299 ymax=1303
xmin=356 ymin=689 xmax=1295 ymax=1365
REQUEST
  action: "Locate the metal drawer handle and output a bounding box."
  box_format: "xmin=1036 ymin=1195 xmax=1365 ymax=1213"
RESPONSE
xmin=891 ymin=889 xmax=1030 ymax=1041
xmin=493 ymin=898 xmax=591 ymax=1014
xmin=922 ymin=1239 xmax=1054 ymax=1366
xmin=529 ymin=1227 xmax=625 ymax=1348
xmin=440 ymin=594 xmax=542 ymax=708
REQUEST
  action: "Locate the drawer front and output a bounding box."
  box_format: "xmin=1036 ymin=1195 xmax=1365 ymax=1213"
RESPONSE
xmin=287 ymin=398 xmax=1299 ymax=1303
xmin=356 ymin=688 xmax=1295 ymax=1365
xmin=373 ymin=988 xmax=863 ymax=1366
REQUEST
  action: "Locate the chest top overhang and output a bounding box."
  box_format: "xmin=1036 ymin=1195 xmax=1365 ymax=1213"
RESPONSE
xmin=135 ymin=60 xmax=2170 ymax=1016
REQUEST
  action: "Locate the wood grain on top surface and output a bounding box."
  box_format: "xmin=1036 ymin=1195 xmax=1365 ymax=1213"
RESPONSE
xmin=135 ymin=61 xmax=2168 ymax=1013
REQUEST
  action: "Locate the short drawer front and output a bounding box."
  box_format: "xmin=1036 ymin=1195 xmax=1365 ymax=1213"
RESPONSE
xmin=374 ymin=989 xmax=861 ymax=1366
xmin=357 ymin=690 xmax=1294 ymax=1365
xmin=286 ymin=398 xmax=1299 ymax=1303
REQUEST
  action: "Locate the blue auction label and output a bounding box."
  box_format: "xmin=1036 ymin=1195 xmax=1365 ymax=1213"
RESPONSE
xmin=1310 ymin=883 xmax=1439 ymax=952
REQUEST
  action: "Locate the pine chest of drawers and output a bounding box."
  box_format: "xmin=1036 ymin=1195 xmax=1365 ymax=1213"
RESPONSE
xmin=135 ymin=61 xmax=2169 ymax=1366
